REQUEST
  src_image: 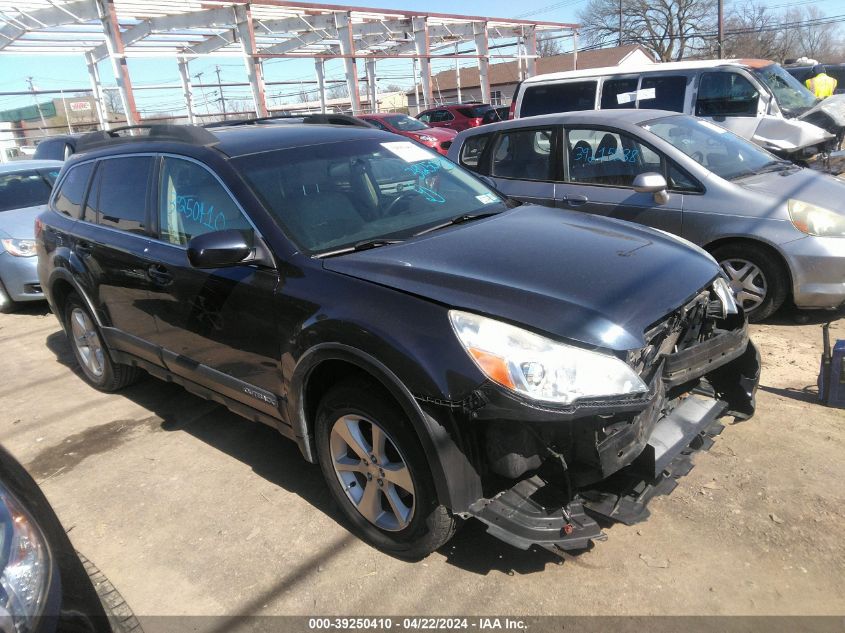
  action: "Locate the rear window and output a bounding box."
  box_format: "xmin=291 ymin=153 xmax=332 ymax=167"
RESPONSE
xmin=53 ymin=162 xmax=94 ymax=219
xmin=640 ymin=75 xmax=688 ymax=112
xmin=457 ymin=105 xmax=493 ymax=118
xmin=601 ymin=78 xmax=639 ymax=110
xmin=520 ymin=81 xmax=597 ymax=117
xmin=0 ymin=170 xmax=55 ymax=212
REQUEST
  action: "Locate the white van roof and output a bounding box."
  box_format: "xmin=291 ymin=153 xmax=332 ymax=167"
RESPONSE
xmin=521 ymin=58 xmax=775 ymax=85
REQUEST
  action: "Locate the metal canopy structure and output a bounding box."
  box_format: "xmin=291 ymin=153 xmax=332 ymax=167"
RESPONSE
xmin=0 ymin=0 xmax=577 ymax=126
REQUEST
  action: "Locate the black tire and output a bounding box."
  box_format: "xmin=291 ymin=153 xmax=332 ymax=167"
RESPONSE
xmin=711 ymin=242 xmax=788 ymax=323
xmin=315 ymin=378 xmax=457 ymax=559
xmin=63 ymin=293 xmax=142 ymax=392
xmin=79 ymin=553 xmax=144 ymax=633
xmin=0 ymin=279 xmax=19 ymax=314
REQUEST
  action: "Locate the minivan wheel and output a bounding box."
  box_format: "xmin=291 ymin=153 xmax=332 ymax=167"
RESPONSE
xmin=315 ymin=379 xmax=457 ymax=559
xmin=63 ymin=293 xmax=141 ymax=392
xmin=712 ymin=242 xmax=788 ymax=323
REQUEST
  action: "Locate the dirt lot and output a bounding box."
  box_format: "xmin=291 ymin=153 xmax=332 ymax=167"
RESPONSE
xmin=0 ymin=304 xmax=843 ymax=618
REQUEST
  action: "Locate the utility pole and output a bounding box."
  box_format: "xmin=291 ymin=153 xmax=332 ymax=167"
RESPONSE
xmin=717 ymin=0 xmax=724 ymax=58
xmin=618 ymin=0 xmax=623 ymax=47
xmin=215 ymin=65 xmax=227 ymax=120
xmin=194 ymin=71 xmax=212 ymax=116
xmin=455 ymin=43 xmax=462 ymax=104
xmin=26 ymin=77 xmax=48 ymax=128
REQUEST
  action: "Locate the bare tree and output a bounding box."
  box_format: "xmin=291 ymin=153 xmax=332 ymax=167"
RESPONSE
xmin=536 ymin=36 xmax=563 ymax=57
xmin=578 ymin=0 xmax=716 ymax=61
xmin=326 ymin=83 xmax=349 ymax=100
xmin=722 ymin=1 xmax=784 ymax=60
xmin=798 ymin=5 xmax=840 ymax=60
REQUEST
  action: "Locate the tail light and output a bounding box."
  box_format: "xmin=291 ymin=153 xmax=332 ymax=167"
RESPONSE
xmin=509 ymin=80 xmax=523 ymax=119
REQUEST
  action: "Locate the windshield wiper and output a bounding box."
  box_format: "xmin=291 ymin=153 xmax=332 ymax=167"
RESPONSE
xmin=757 ymin=159 xmax=795 ymax=173
xmin=412 ymin=210 xmax=502 ymax=237
xmin=315 ymin=238 xmax=403 ymax=258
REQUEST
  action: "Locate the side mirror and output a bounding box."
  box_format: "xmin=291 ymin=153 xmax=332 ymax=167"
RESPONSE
xmin=632 ymin=172 xmax=669 ymax=205
xmin=187 ymin=229 xmax=253 ymax=268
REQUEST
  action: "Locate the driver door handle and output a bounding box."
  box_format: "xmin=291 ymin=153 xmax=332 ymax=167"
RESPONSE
xmin=563 ymin=194 xmax=588 ymax=207
xmin=147 ymin=263 xmax=173 ymax=286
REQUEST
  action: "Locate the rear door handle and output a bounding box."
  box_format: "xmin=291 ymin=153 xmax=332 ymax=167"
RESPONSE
xmin=147 ymin=263 xmax=173 ymax=286
xmin=563 ymin=194 xmax=588 ymax=207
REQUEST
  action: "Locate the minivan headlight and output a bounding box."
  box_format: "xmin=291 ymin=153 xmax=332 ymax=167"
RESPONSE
xmin=0 ymin=239 xmax=37 ymax=258
xmin=788 ymin=199 xmax=845 ymax=237
xmin=449 ymin=310 xmax=647 ymax=405
xmin=0 ymin=484 xmax=51 ymax=633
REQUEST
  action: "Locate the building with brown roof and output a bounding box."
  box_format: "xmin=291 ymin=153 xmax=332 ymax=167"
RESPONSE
xmin=408 ymin=44 xmax=656 ymax=112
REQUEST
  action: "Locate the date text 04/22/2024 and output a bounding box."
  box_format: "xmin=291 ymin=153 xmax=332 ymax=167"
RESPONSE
xmin=307 ymin=618 xmax=527 ymax=630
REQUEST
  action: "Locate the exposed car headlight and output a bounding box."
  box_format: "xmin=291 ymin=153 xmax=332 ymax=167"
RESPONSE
xmin=0 ymin=484 xmax=51 ymax=633
xmin=449 ymin=310 xmax=647 ymax=405
xmin=0 ymin=239 xmax=37 ymax=258
xmin=416 ymin=135 xmax=438 ymax=142
xmin=712 ymin=277 xmax=739 ymax=317
xmin=788 ymin=199 xmax=845 ymax=237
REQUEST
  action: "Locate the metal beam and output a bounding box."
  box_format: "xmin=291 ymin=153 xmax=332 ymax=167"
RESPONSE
xmin=183 ymin=29 xmax=238 ymax=56
xmin=85 ymin=51 xmax=109 ymax=130
xmin=177 ymin=56 xmax=196 ymax=124
xmin=366 ymin=57 xmax=377 ymax=113
xmin=95 ymin=0 xmax=138 ymax=126
xmin=234 ymin=4 xmax=267 ymax=118
xmin=412 ymin=17 xmax=432 ymax=109
xmin=314 ymin=57 xmax=327 ymax=113
xmin=335 ymin=11 xmax=360 ymax=114
xmin=524 ymin=25 xmax=537 ymax=78
xmin=473 ymin=21 xmax=490 ymax=105
xmin=0 ymin=0 xmax=99 ymax=51
xmin=263 ymin=29 xmax=326 ymax=55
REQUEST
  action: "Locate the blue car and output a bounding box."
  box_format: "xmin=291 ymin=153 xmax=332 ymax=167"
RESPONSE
xmin=0 ymin=160 xmax=61 ymax=312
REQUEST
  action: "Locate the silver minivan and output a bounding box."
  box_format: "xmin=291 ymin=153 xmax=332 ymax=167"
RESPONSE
xmin=448 ymin=109 xmax=845 ymax=321
xmin=512 ymin=59 xmax=845 ymax=166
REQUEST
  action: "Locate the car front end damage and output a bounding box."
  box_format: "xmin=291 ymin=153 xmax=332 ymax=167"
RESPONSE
xmin=422 ymin=281 xmax=760 ymax=555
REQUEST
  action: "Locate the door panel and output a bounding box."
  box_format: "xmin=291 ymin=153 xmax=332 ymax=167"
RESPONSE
xmin=144 ymin=156 xmax=283 ymax=415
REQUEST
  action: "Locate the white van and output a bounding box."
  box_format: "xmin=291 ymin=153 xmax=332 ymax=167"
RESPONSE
xmin=512 ymin=58 xmax=845 ymax=162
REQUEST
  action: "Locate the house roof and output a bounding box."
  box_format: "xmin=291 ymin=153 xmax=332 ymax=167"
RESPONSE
xmin=416 ymin=44 xmax=654 ymax=95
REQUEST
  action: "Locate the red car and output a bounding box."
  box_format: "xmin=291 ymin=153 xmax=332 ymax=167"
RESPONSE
xmin=359 ymin=113 xmax=457 ymax=156
xmin=415 ymin=104 xmax=495 ymax=132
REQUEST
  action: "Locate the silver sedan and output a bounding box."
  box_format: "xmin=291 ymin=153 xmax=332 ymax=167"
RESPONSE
xmin=448 ymin=109 xmax=845 ymax=321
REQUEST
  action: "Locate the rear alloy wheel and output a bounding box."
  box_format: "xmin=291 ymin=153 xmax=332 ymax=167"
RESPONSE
xmin=315 ymin=379 xmax=456 ymax=559
xmin=63 ymin=293 xmax=142 ymax=392
xmin=712 ymin=242 xmax=788 ymax=323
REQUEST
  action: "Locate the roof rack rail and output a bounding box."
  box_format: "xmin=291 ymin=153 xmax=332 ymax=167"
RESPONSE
xmin=75 ymin=124 xmax=219 ymax=153
xmin=203 ymin=113 xmax=372 ymax=129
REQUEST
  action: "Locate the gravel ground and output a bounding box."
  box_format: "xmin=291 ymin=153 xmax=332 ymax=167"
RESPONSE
xmin=0 ymin=304 xmax=843 ymax=619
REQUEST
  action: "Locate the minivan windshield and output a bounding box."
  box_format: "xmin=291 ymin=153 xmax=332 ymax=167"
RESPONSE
xmin=641 ymin=114 xmax=784 ymax=181
xmin=233 ymin=139 xmax=505 ymax=255
xmin=753 ymin=63 xmax=819 ymax=115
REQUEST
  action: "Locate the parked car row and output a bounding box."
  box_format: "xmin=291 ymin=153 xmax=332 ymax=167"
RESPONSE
xmin=33 ymin=120 xmax=759 ymax=560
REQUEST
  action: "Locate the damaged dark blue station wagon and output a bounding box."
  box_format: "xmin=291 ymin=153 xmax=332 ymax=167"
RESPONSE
xmin=36 ymin=123 xmax=760 ymax=558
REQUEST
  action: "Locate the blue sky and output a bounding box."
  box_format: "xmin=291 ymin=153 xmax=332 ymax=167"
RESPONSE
xmin=0 ymin=0 xmax=842 ymax=117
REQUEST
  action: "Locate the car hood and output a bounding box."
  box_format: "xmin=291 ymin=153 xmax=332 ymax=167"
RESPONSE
xmin=736 ymin=166 xmax=845 ymax=212
xmin=411 ymin=127 xmax=456 ymax=140
xmin=322 ymin=205 xmax=720 ymax=351
xmin=0 ymin=205 xmax=45 ymax=239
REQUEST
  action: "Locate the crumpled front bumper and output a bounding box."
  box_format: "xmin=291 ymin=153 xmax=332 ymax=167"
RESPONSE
xmin=465 ymin=334 xmax=761 ymax=556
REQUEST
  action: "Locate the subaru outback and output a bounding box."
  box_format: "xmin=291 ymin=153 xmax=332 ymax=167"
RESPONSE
xmin=36 ymin=123 xmax=760 ymax=558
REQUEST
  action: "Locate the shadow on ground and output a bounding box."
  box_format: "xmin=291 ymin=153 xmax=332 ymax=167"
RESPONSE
xmin=44 ymin=331 xmax=574 ymax=575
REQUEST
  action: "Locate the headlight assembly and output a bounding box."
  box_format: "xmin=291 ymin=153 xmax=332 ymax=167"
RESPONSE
xmin=449 ymin=310 xmax=647 ymax=405
xmin=788 ymin=199 xmax=845 ymax=237
xmin=417 ymin=135 xmax=438 ymax=143
xmin=0 ymin=484 xmax=51 ymax=633
xmin=0 ymin=240 xmax=37 ymax=258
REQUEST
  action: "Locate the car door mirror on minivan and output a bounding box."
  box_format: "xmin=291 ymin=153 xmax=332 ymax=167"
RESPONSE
xmin=187 ymin=229 xmax=254 ymax=268
xmin=633 ymin=172 xmax=669 ymax=205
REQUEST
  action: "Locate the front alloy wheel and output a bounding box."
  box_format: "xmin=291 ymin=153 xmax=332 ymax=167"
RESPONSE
xmin=70 ymin=307 xmax=105 ymax=377
xmin=720 ymin=258 xmax=768 ymax=314
xmin=712 ymin=242 xmax=788 ymax=323
xmin=330 ymin=415 xmax=415 ymax=531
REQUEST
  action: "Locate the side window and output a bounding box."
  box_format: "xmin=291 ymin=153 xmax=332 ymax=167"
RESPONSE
xmin=491 ymin=128 xmax=554 ymax=181
xmin=520 ymin=81 xmax=598 ymax=117
xmin=158 ymin=157 xmax=253 ymax=246
xmin=566 ymin=128 xmax=663 ymax=187
xmin=417 ymin=112 xmax=431 ymax=124
xmin=668 ymin=163 xmax=701 ymax=193
xmin=366 ymin=119 xmax=389 ymax=131
xmin=640 ymin=75 xmax=688 ymax=112
xmin=601 ymin=77 xmax=639 ymax=109
xmin=92 ymin=157 xmax=153 ymax=234
xmin=52 ymin=162 xmax=94 ymax=219
xmin=459 ymin=134 xmax=492 ymax=171
xmin=40 ymin=169 xmax=60 ymax=185
xmin=696 ymin=72 xmax=759 ymax=117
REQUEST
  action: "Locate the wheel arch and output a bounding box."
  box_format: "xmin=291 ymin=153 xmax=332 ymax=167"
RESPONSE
xmin=46 ymin=269 xmax=104 ymax=329
xmin=703 ymin=235 xmax=794 ymax=294
xmin=288 ymin=343 xmax=480 ymax=512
